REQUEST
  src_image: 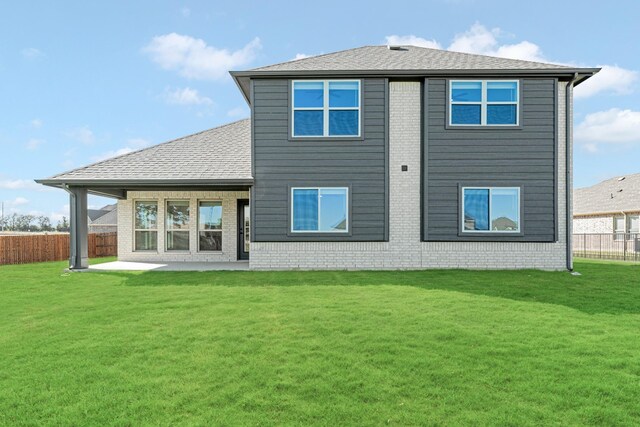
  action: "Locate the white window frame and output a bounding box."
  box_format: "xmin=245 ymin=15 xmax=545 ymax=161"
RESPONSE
xmin=197 ymin=200 xmax=223 ymax=252
xmin=461 ymin=187 xmax=521 ymax=233
xmin=134 ymin=200 xmax=158 ymax=251
xmin=165 ymin=200 xmax=190 ymax=252
xmin=290 ymin=187 xmax=349 ymax=233
xmin=291 ymin=80 xmax=361 ymax=137
xmin=449 ymin=80 xmax=519 ymax=126
xmin=627 ymin=214 xmax=639 ymax=234
xmin=614 ymin=215 xmax=625 ymax=241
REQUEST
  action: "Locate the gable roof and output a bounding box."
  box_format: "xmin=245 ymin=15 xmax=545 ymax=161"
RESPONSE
xmin=231 ymin=45 xmax=599 ymax=103
xmin=574 ymin=173 xmax=640 ymax=216
xmin=90 ymin=207 xmax=117 ymax=226
xmin=251 ymin=45 xmax=574 ymax=72
xmin=88 ymin=208 xmax=111 ymax=222
xmin=37 ymin=118 xmax=252 ymax=189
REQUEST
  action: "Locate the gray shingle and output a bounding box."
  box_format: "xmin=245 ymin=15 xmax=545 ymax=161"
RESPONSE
xmin=574 ymin=173 xmax=640 ymax=215
xmin=250 ymin=45 xmax=574 ymax=72
xmin=43 ymin=118 xmax=251 ymax=182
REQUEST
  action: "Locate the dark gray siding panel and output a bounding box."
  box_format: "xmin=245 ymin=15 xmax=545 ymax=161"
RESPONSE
xmin=253 ymin=78 xmax=388 ymax=241
xmin=424 ymin=78 xmax=556 ymax=242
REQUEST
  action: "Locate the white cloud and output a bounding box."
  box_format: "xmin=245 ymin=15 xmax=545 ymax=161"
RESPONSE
xmin=447 ymin=23 xmax=547 ymax=62
xmin=292 ymin=53 xmax=311 ymax=60
xmin=21 ymin=47 xmax=44 ymax=60
xmin=91 ymin=138 xmax=151 ymax=163
xmin=227 ymin=106 xmax=248 ymax=118
xmin=66 ymin=126 xmax=95 ymax=145
xmin=385 ymin=35 xmax=441 ymax=49
xmin=92 ymin=147 xmax=136 ymax=162
xmin=0 ymin=179 xmax=41 ymax=191
xmin=575 ymin=109 xmax=640 ymax=145
xmin=162 ymin=87 xmax=213 ymax=105
xmin=26 ymin=138 xmax=45 ymax=151
xmin=7 ymin=197 xmax=29 ymax=207
xmin=50 ymin=204 xmax=70 ymax=224
xmin=574 ymin=65 xmax=638 ymax=98
xmin=127 ymin=138 xmax=151 ymax=149
xmin=143 ymin=33 xmax=261 ymax=80
xmin=30 ymin=118 xmax=43 ymax=128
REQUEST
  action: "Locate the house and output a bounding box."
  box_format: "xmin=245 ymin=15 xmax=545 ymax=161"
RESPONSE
xmin=36 ymin=45 xmax=598 ymax=270
xmin=574 ymin=174 xmax=640 ymax=237
xmin=88 ymin=204 xmax=117 ymax=233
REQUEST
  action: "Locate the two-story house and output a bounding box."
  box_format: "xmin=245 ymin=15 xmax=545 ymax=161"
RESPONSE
xmin=37 ymin=45 xmax=598 ymax=270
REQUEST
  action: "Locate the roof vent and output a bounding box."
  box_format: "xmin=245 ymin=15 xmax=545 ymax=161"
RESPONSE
xmin=618 ymin=176 xmax=626 ymax=181
xmin=387 ymin=45 xmax=406 ymax=51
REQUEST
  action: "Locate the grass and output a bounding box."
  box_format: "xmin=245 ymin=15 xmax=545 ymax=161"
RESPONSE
xmin=1 ymin=259 xmax=639 ymax=426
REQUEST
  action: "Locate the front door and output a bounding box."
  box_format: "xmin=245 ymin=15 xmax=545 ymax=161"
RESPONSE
xmin=237 ymin=199 xmax=250 ymax=260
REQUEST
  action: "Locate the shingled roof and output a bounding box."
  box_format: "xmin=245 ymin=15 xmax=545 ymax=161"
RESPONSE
xmin=574 ymin=173 xmax=640 ymax=216
xmin=37 ymin=118 xmax=252 ymax=186
xmin=251 ymin=45 xmax=574 ymax=72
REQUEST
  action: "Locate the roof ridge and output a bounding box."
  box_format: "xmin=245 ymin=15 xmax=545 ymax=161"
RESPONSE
xmin=46 ymin=118 xmax=250 ymax=180
xmin=250 ymin=45 xmax=375 ymax=71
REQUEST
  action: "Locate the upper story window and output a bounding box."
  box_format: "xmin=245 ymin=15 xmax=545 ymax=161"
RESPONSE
xmin=292 ymin=80 xmax=360 ymax=137
xmin=450 ymin=80 xmax=519 ymax=126
xmin=462 ymin=187 xmax=520 ymax=233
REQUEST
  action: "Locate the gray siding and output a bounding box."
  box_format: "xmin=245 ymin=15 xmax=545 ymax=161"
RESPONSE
xmin=424 ymin=78 xmax=557 ymax=242
xmin=252 ymin=78 xmax=388 ymax=241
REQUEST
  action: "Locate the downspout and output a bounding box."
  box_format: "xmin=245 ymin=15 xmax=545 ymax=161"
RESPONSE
xmin=566 ymin=73 xmax=579 ymax=271
xmin=61 ymin=184 xmax=78 ymax=269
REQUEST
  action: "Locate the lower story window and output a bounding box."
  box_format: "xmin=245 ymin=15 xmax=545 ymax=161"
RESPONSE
xmin=134 ymin=201 xmax=158 ymax=250
xmin=291 ymin=187 xmax=348 ymax=233
xmin=462 ymin=187 xmax=520 ymax=232
xmin=199 ymin=201 xmax=222 ymax=251
xmin=166 ymin=200 xmax=190 ymax=251
xmin=614 ymin=216 xmax=625 ymax=241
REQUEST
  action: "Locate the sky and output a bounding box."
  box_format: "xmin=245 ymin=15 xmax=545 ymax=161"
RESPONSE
xmin=1 ymin=0 xmax=639 ymax=224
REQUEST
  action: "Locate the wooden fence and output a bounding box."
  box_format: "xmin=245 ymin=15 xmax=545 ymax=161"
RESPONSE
xmin=0 ymin=232 xmax=117 ymax=265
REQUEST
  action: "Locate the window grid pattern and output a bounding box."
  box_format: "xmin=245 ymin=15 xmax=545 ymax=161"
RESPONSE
xmin=450 ymin=80 xmax=519 ymax=126
xmin=292 ymin=80 xmax=360 ymax=137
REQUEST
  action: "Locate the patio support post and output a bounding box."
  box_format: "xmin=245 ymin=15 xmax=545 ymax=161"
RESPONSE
xmin=68 ymin=186 xmax=89 ymax=269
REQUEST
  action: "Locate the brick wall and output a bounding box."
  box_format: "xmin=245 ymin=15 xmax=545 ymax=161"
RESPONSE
xmin=118 ymin=190 xmax=248 ymax=262
xmin=573 ymin=215 xmax=614 ymax=234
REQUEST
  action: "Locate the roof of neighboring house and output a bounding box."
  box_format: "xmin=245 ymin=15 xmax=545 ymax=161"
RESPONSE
xmin=574 ymin=173 xmax=640 ymax=216
xmin=37 ymin=119 xmax=252 ymax=188
xmin=88 ymin=208 xmax=110 ymax=222
xmin=90 ymin=207 xmax=117 ymax=226
xmin=231 ymin=45 xmax=599 ymax=102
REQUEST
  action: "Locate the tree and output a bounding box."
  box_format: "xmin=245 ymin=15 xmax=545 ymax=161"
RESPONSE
xmin=37 ymin=216 xmax=53 ymax=232
xmin=57 ymin=216 xmax=70 ymax=232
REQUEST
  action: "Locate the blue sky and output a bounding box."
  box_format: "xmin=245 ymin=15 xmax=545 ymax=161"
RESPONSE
xmin=1 ymin=0 xmax=639 ymax=223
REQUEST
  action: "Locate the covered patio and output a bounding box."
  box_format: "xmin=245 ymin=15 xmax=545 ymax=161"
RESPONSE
xmin=35 ymin=119 xmax=252 ymax=270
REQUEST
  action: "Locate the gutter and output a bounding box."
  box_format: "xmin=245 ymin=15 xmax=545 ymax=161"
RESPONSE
xmin=566 ymin=73 xmax=579 ymax=271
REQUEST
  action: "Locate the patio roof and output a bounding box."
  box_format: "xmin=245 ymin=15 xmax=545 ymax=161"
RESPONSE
xmin=36 ymin=118 xmax=252 ymax=198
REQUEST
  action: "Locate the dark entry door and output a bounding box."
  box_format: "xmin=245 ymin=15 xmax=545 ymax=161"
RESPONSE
xmin=237 ymin=199 xmax=250 ymax=260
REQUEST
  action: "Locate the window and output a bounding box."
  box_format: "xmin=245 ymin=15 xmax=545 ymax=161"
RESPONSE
xmin=166 ymin=201 xmax=190 ymax=251
xmin=199 ymin=201 xmax=222 ymax=251
xmin=291 ymin=187 xmax=348 ymax=233
xmin=462 ymin=187 xmax=520 ymax=233
xmin=292 ymin=80 xmax=360 ymax=137
xmin=450 ymin=80 xmax=519 ymax=126
xmin=134 ymin=201 xmax=158 ymax=250
xmin=614 ymin=216 xmax=625 ymax=241
xmin=628 ymin=215 xmax=639 ymax=235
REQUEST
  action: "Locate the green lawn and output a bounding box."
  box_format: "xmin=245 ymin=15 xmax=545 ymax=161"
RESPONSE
xmin=1 ymin=259 xmax=639 ymax=426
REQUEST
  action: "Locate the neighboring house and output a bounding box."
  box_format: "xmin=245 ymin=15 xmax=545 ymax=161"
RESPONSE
xmin=88 ymin=204 xmax=117 ymax=234
xmin=574 ymin=174 xmax=640 ymax=238
xmin=36 ymin=45 xmax=598 ymax=270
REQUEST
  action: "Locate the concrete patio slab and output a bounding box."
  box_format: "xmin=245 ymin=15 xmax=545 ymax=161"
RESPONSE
xmin=89 ymin=261 xmax=249 ymax=272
